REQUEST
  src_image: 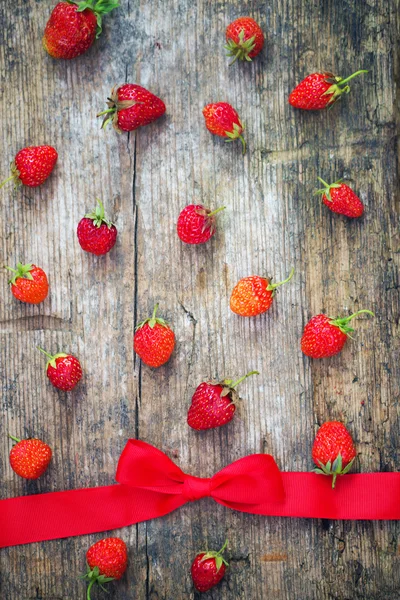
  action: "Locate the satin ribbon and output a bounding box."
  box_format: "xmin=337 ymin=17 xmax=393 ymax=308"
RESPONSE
xmin=1 ymin=439 xmax=400 ymax=548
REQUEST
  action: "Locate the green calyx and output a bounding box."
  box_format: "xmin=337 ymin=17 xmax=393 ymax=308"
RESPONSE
xmin=37 ymin=347 xmax=68 ymax=370
xmin=224 ymin=122 xmax=246 ymax=155
xmin=266 ymin=267 xmax=295 ymax=295
xmin=0 ymin=162 xmax=22 ymax=189
xmin=199 ymin=540 xmax=229 ymax=572
xmin=135 ymin=304 xmax=168 ymax=331
xmin=97 ymin=85 xmax=141 ymax=132
xmin=314 ymin=454 xmax=355 ymax=489
xmin=81 ymin=565 xmax=115 ymax=600
xmin=329 ymin=310 xmax=375 ymax=337
xmin=322 ymin=69 xmax=368 ymax=106
xmin=5 ymin=262 xmax=34 ymax=285
xmin=70 ymin=0 xmax=120 ymax=38
xmin=225 ymin=29 xmax=256 ymax=65
xmin=220 ymin=371 xmax=259 ymax=398
xmin=314 ymin=177 xmax=344 ymax=202
xmin=85 ymin=199 xmax=114 ymax=228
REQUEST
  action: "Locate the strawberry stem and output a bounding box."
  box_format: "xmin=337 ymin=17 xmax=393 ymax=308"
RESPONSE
xmin=238 ymin=134 xmax=246 ymax=155
xmin=37 ymin=346 xmax=54 ymax=361
xmin=218 ymin=539 xmax=228 ymax=555
xmin=267 ymin=267 xmax=295 ymax=291
xmin=337 ymin=69 xmax=368 ymax=86
xmin=8 ymin=434 xmax=21 ymax=444
xmin=96 ymin=108 xmax=115 ymax=117
xmin=207 ymin=206 xmax=226 ymax=217
xmin=230 ymin=370 xmax=259 ymax=389
xmin=86 ymin=578 xmax=95 ymax=600
xmin=0 ymin=174 xmax=15 ymax=189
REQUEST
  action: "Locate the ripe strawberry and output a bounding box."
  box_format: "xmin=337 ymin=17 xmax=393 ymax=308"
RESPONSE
xmin=177 ymin=204 xmax=225 ymax=245
xmin=230 ymin=267 xmax=294 ymax=317
xmin=5 ymin=263 xmax=49 ymax=305
xmin=134 ymin=304 xmax=175 ymax=368
xmin=191 ymin=540 xmax=228 ymax=592
xmin=38 ymin=347 xmax=82 ymax=391
xmin=288 ymin=70 xmax=368 ymax=110
xmin=43 ymin=0 xmax=119 ymax=60
xmin=312 ymin=421 xmax=356 ymax=488
xmin=301 ymin=310 xmax=374 ymax=359
xmin=203 ymin=103 xmax=246 ymax=154
xmin=9 ymin=434 xmax=52 ymax=479
xmin=84 ymin=537 xmax=128 ymax=599
xmin=315 ymin=177 xmax=364 ymax=218
xmin=0 ymin=146 xmax=57 ymax=189
xmin=98 ymin=84 xmax=166 ymax=133
xmin=77 ymin=199 xmax=118 ymax=255
xmin=187 ymin=371 xmax=258 ymax=430
xmin=225 ymin=17 xmax=264 ymax=64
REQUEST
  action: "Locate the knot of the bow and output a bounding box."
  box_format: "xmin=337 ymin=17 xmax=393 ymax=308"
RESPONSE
xmin=182 ymin=475 xmax=212 ymax=502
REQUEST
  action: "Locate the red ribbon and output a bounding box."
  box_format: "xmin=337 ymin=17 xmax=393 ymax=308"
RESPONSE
xmin=1 ymin=439 xmax=400 ymax=548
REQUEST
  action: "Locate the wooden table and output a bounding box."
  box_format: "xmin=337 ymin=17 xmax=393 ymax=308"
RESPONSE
xmin=1 ymin=1 xmax=399 ymax=598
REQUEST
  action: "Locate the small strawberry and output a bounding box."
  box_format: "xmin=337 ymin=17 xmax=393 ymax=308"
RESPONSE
xmin=203 ymin=103 xmax=246 ymax=154
xmin=5 ymin=263 xmax=49 ymax=304
xmin=83 ymin=537 xmax=128 ymax=599
xmin=315 ymin=177 xmax=364 ymax=218
xmin=191 ymin=540 xmax=228 ymax=592
xmin=43 ymin=0 xmax=119 ymax=60
xmin=225 ymin=17 xmax=264 ymax=64
xmin=9 ymin=434 xmax=52 ymax=480
xmin=312 ymin=421 xmax=356 ymax=488
xmin=187 ymin=371 xmax=258 ymax=430
xmin=301 ymin=310 xmax=374 ymax=359
xmin=230 ymin=267 xmax=294 ymax=317
xmin=177 ymin=204 xmax=225 ymax=245
xmin=38 ymin=347 xmax=82 ymax=391
xmin=288 ymin=69 xmax=368 ymax=110
xmin=134 ymin=304 xmax=175 ymax=368
xmin=0 ymin=146 xmax=58 ymax=189
xmin=98 ymin=84 xmax=166 ymax=133
xmin=77 ymin=199 xmax=118 ymax=255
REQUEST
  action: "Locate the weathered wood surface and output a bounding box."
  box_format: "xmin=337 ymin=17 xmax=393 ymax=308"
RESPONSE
xmin=0 ymin=0 xmax=399 ymax=598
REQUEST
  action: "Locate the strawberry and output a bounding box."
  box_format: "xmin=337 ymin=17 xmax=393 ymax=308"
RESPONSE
xmin=191 ymin=540 xmax=228 ymax=592
xmin=9 ymin=434 xmax=52 ymax=479
xmin=98 ymin=84 xmax=166 ymax=133
xmin=230 ymin=267 xmax=294 ymax=317
xmin=84 ymin=537 xmax=128 ymax=599
xmin=177 ymin=204 xmax=225 ymax=245
xmin=43 ymin=0 xmax=119 ymax=60
xmin=301 ymin=311 xmax=374 ymax=359
xmin=38 ymin=347 xmax=82 ymax=391
xmin=5 ymin=263 xmax=49 ymax=305
xmin=288 ymin=70 xmax=368 ymax=110
xmin=225 ymin=17 xmax=264 ymax=64
xmin=77 ymin=199 xmax=118 ymax=255
xmin=0 ymin=146 xmax=57 ymax=189
xmin=134 ymin=304 xmax=175 ymax=368
xmin=315 ymin=177 xmax=364 ymax=218
xmin=312 ymin=421 xmax=356 ymax=488
xmin=203 ymin=103 xmax=246 ymax=154
xmin=187 ymin=371 xmax=258 ymax=430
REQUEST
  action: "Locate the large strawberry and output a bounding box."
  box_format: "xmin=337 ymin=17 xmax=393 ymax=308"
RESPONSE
xmin=315 ymin=177 xmax=364 ymax=218
xmin=134 ymin=304 xmax=175 ymax=367
xmin=9 ymin=434 xmax=52 ymax=479
xmin=312 ymin=421 xmax=356 ymax=488
xmin=0 ymin=146 xmax=57 ymax=188
xmin=187 ymin=371 xmax=258 ymax=430
xmin=43 ymin=0 xmax=119 ymax=60
xmin=191 ymin=540 xmax=228 ymax=592
xmin=77 ymin=199 xmax=118 ymax=255
xmin=203 ymin=103 xmax=246 ymax=154
xmin=177 ymin=204 xmax=225 ymax=245
xmin=225 ymin=17 xmax=264 ymax=64
xmin=98 ymin=84 xmax=166 ymax=133
xmin=38 ymin=347 xmax=82 ymax=391
xmin=230 ymin=268 xmax=294 ymax=317
xmin=301 ymin=311 xmax=374 ymax=359
xmin=288 ymin=70 xmax=368 ymax=110
xmin=6 ymin=263 xmax=49 ymax=304
xmin=83 ymin=537 xmax=128 ymax=599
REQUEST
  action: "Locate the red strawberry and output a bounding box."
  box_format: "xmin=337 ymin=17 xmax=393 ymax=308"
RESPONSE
xmin=38 ymin=347 xmax=82 ymax=391
xmin=0 ymin=146 xmax=57 ymax=188
xmin=191 ymin=540 xmax=228 ymax=592
xmin=77 ymin=199 xmax=118 ymax=255
xmin=230 ymin=267 xmax=294 ymax=317
xmin=134 ymin=304 xmax=175 ymax=368
xmin=288 ymin=70 xmax=368 ymax=110
xmin=9 ymin=434 xmax=52 ymax=480
xmin=203 ymin=103 xmax=246 ymax=154
xmin=315 ymin=177 xmax=364 ymax=218
xmin=5 ymin=263 xmax=49 ymax=304
xmin=301 ymin=310 xmax=374 ymax=359
xmin=43 ymin=0 xmax=119 ymax=60
xmin=84 ymin=537 xmax=128 ymax=599
xmin=312 ymin=421 xmax=356 ymax=488
xmin=98 ymin=84 xmax=166 ymax=133
xmin=225 ymin=17 xmax=264 ymax=64
xmin=187 ymin=371 xmax=258 ymax=430
xmin=177 ymin=204 xmax=225 ymax=245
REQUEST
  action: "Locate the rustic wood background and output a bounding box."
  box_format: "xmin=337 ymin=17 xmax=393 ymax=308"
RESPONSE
xmin=0 ymin=0 xmax=399 ymax=598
